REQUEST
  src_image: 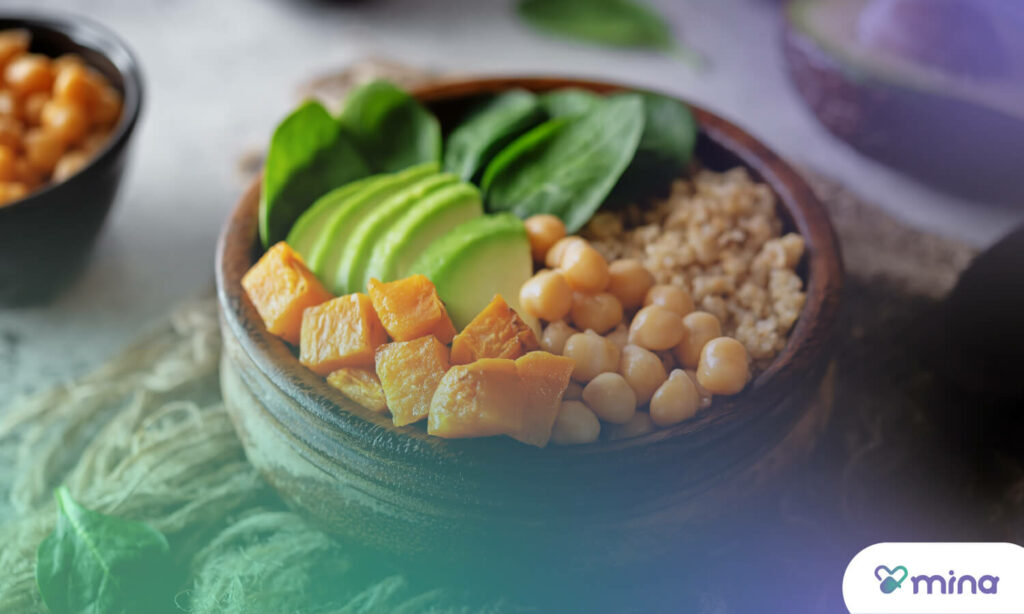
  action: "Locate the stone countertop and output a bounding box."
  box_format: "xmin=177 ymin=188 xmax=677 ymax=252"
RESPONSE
xmin=1 ymin=0 xmax=1020 ymax=399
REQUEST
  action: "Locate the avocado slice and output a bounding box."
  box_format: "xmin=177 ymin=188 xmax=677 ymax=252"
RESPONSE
xmin=784 ymin=0 xmax=1024 ymax=201
xmin=312 ymin=162 xmax=438 ymax=292
xmin=335 ymin=173 xmax=459 ymax=294
xmin=409 ymin=213 xmax=537 ymax=331
xmin=286 ymin=174 xmax=383 ymax=261
xmin=365 ymin=182 xmax=484 ymax=285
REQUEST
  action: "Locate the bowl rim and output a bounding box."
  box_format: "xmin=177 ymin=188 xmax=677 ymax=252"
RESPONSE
xmin=216 ymin=75 xmax=844 ymax=459
xmin=0 ymin=11 xmax=144 ymax=212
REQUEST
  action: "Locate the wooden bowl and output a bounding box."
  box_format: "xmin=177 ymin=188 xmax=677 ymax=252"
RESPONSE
xmin=216 ymin=77 xmax=843 ymax=570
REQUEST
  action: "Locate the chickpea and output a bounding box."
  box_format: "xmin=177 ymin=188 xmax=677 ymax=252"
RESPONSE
xmin=91 ymin=86 xmax=121 ymax=128
xmin=619 ymin=344 xmax=668 ymax=405
xmin=605 ymin=411 xmax=654 ymax=440
xmin=0 ymin=145 xmax=16 ymax=181
xmin=0 ymin=116 xmax=20 ymax=150
xmin=628 ymin=305 xmax=684 ymax=351
xmin=550 ymin=401 xmax=601 ymax=445
xmin=605 ymin=323 xmax=629 ymax=350
xmin=0 ymin=30 xmax=29 ymax=70
xmin=685 ymin=369 xmax=713 ymax=408
xmin=657 ymin=350 xmax=677 ymax=373
xmin=52 ymin=150 xmax=90 ymax=183
xmin=23 ymin=129 xmax=64 ymax=174
xmin=649 ymin=369 xmax=700 ymax=427
xmin=41 ymin=100 xmax=88 ymax=144
xmin=544 ymin=236 xmax=586 ymax=269
xmin=52 ymin=63 xmax=99 ymax=106
xmin=540 ymin=320 xmax=577 ymax=355
xmin=563 ymin=329 xmax=620 ymax=382
xmin=560 ymin=241 xmax=609 ymax=293
xmin=673 ymin=311 xmax=722 ymax=368
xmin=563 ymin=380 xmax=583 ymax=401
xmin=570 ymin=291 xmax=622 ymax=334
xmin=14 ymin=158 xmax=43 ymax=189
xmin=582 ymin=372 xmax=637 ymax=424
xmin=81 ymin=130 xmax=111 ymax=154
xmin=607 ymin=259 xmax=655 ymax=310
xmin=644 ymin=284 xmax=695 ymax=317
xmin=5 ymin=54 xmax=53 ymax=96
xmin=524 ymin=214 xmax=566 ymax=262
xmin=0 ymin=181 xmax=27 ymax=206
xmin=697 ymin=337 xmax=750 ymax=395
xmin=22 ymin=92 xmax=48 ymax=125
xmin=0 ymin=90 xmax=17 ymax=117
xmin=520 ymin=270 xmax=572 ymax=322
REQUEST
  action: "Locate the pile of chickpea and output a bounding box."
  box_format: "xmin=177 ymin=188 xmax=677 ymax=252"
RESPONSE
xmin=0 ymin=29 xmax=123 ymax=206
xmin=519 ymin=214 xmax=752 ymax=445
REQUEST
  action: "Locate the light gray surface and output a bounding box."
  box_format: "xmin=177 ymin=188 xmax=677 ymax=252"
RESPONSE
xmin=1 ymin=0 xmax=1020 ymax=399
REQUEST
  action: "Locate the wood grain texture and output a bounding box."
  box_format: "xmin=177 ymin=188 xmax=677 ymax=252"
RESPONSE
xmin=215 ymin=77 xmax=844 ymax=567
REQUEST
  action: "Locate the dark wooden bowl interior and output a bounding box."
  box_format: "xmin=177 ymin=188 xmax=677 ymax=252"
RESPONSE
xmin=217 ymin=77 xmax=843 ymax=518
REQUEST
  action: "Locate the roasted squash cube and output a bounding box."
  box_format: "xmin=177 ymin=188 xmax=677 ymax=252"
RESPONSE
xmin=428 ymin=358 xmax=525 ymax=439
xmin=513 ymin=351 xmax=576 ymax=447
xmin=299 ymin=293 xmax=387 ymax=375
xmin=450 ymin=294 xmax=539 ymax=365
xmin=367 ymin=275 xmax=457 ymax=344
xmin=375 ymin=335 xmax=451 ymax=426
xmin=326 ymin=368 xmax=387 ymax=413
xmin=241 ymin=241 xmax=332 ymax=344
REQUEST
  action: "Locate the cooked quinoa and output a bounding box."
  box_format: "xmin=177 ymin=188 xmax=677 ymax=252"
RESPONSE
xmin=582 ymin=167 xmax=807 ymax=367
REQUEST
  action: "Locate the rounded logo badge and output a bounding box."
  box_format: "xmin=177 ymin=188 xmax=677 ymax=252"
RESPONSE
xmin=844 ymin=543 xmax=1024 ymax=613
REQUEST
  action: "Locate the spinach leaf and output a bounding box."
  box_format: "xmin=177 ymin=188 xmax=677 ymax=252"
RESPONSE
xmin=443 ymin=90 xmax=544 ymax=181
xmin=517 ymin=0 xmax=675 ymax=51
xmin=539 ymin=88 xmax=600 ymax=118
xmin=484 ymin=94 xmax=645 ymax=232
xmin=339 ymin=80 xmax=442 ymax=174
xmin=480 ymin=117 xmax=571 ymax=192
xmin=36 ymin=486 xmax=176 ymax=614
xmin=259 ymin=100 xmax=371 ymax=247
xmin=611 ymin=91 xmax=698 ymax=203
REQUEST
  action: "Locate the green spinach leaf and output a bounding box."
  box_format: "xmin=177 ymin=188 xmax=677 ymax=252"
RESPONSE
xmin=517 ymin=0 xmax=675 ymax=51
xmin=484 ymin=94 xmax=645 ymax=232
xmin=339 ymin=80 xmax=442 ymax=174
xmin=611 ymin=91 xmax=698 ymax=203
xmin=443 ymin=89 xmax=544 ymax=181
xmin=480 ymin=117 xmax=571 ymax=192
xmin=259 ymin=100 xmax=371 ymax=247
xmin=36 ymin=486 xmax=176 ymax=614
xmin=538 ymin=88 xmax=600 ymax=118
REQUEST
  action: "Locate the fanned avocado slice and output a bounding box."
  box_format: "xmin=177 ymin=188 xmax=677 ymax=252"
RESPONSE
xmin=335 ymin=173 xmax=459 ymax=295
xmin=784 ymin=0 xmax=1024 ymax=201
xmin=365 ymin=182 xmax=483 ymax=285
xmin=313 ymin=162 xmax=438 ymax=292
xmin=409 ymin=213 xmax=537 ymax=331
xmin=286 ymin=174 xmax=383 ymax=261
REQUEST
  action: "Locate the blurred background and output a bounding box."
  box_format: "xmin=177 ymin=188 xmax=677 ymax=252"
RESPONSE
xmin=1 ymin=0 xmax=1021 ymax=396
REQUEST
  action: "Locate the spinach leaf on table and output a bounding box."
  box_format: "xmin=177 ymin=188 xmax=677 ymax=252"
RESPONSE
xmin=36 ymin=486 xmax=176 ymax=614
xmin=483 ymin=94 xmax=645 ymax=233
xmin=443 ymin=89 xmax=545 ymax=181
xmin=259 ymin=100 xmax=371 ymax=247
xmin=611 ymin=91 xmax=698 ymax=204
xmin=518 ymin=0 xmax=674 ymax=51
xmin=340 ymin=80 xmax=442 ymax=174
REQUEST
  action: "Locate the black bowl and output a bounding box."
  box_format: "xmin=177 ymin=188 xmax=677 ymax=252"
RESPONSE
xmin=0 ymin=13 xmax=143 ymax=306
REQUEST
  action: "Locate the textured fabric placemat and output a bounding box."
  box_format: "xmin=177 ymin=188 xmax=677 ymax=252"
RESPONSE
xmin=0 ymin=61 xmax=992 ymax=614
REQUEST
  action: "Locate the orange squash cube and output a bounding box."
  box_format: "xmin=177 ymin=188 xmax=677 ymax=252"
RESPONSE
xmin=375 ymin=335 xmax=451 ymax=426
xmin=513 ymin=351 xmax=576 ymax=447
xmin=299 ymin=293 xmax=387 ymax=375
xmin=367 ymin=275 xmax=457 ymax=344
xmin=450 ymin=294 xmax=539 ymax=365
xmin=326 ymin=368 xmax=387 ymax=414
xmin=242 ymin=241 xmax=332 ymax=344
xmin=428 ymin=358 xmax=525 ymax=439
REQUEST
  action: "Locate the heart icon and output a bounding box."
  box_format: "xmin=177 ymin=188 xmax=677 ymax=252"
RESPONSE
xmin=875 ymin=565 xmax=909 ymax=594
